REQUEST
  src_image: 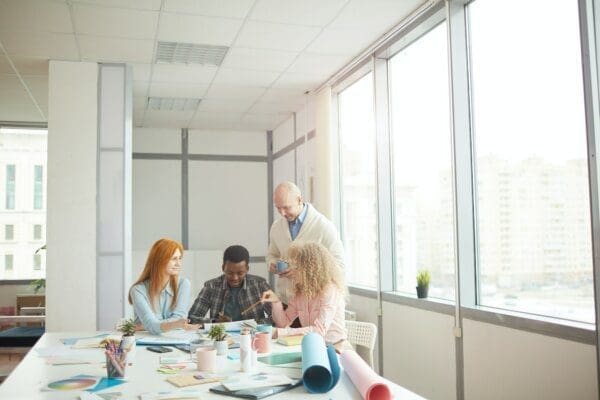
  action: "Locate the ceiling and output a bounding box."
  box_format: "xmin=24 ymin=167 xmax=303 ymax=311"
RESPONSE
xmin=0 ymin=0 xmax=424 ymax=131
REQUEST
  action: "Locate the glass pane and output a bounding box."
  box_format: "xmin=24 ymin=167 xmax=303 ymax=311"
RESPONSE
xmin=0 ymin=128 xmax=47 ymax=280
xmin=468 ymin=0 xmax=593 ymax=322
xmin=338 ymin=73 xmax=378 ymax=288
xmin=389 ymin=22 xmax=456 ymax=300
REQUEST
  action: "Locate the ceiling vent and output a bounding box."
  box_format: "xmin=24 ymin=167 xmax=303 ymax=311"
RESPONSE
xmin=147 ymin=97 xmax=201 ymax=111
xmin=155 ymin=41 xmax=229 ymax=66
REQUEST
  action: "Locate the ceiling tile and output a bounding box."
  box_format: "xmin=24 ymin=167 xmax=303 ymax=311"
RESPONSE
xmin=79 ymin=35 xmax=154 ymax=63
xmin=247 ymin=101 xmax=302 ymax=115
xmin=203 ymin=85 xmax=266 ymax=100
xmin=306 ymin=27 xmax=375 ymax=56
xmin=143 ymin=109 xmax=194 ymax=128
xmin=235 ymin=21 xmax=321 ymax=52
xmin=0 ymin=31 xmax=79 ymax=59
xmin=21 ymin=75 xmax=48 ymax=104
xmin=261 ymin=88 xmax=307 ymax=105
xmin=72 ymin=0 xmax=162 ymax=10
xmin=212 ymin=67 xmax=279 ymax=87
xmin=164 ymin=0 xmax=254 ymax=18
xmin=237 ymin=112 xmax=288 ymax=130
xmin=287 ymin=53 xmax=349 ymax=76
xmin=0 ymin=103 xmax=45 ymax=121
xmin=149 ymin=82 xmax=209 ymax=98
xmin=73 ymin=4 xmax=159 ymax=39
xmin=0 ymin=0 xmax=72 ymax=34
xmin=130 ymin=63 xmax=152 ymax=81
xmin=271 ymin=72 xmax=323 ymax=91
xmin=330 ymin=0 xmax=422 ymax=30
xmin=133 ymin=96 xmax=147 ymax=110
xmin=133 ymin=80 xmax=149 ymax=97
xmin=222 ymin=47 xmax=298 ymax=72
xmin=196 ymin=98 xmax=255 ymax=113
xmin=189 ymin=111 xmax=244 ymax=129
xmin=250 ymin=0 xmax=347 ymax=27
xmin=6 ymin=56 xmax=49 ymax=75
xmin=158 ymin=13 xmax=243 ymax=46
xmin=0 ymin=74 xmax=31 ymax=103
xmin=152 ymin=64 xmax=217 ymax=83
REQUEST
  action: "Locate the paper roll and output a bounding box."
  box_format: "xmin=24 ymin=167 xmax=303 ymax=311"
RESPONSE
xmin=240 ymin=333 xmax=252 ymax=372
xmin=339 ymin=350 xmax=391 ymax=400
xmin=301 ymin=333 xmax=340 ymax=393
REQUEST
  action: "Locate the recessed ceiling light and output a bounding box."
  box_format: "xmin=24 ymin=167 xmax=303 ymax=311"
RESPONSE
xmin=147 ymin=97 xmax=201 ymax=111
xmin=155 ymin=41 xmax=229 ymax=66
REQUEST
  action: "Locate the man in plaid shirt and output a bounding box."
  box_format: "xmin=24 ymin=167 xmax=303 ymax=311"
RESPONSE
xmin=188 ymin=245 xmax=272 ymax=325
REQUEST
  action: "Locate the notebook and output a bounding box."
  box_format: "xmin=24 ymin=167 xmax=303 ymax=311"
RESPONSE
xmin=276 ymin=335 xmax=304 ymax=346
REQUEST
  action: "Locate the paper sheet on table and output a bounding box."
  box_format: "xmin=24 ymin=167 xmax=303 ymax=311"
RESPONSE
xmin=203 ymin=319 xmax=256 ymax=332
xmin=339 ymin=350 xmax=391 ymax=400
xmin=139 ymin=389 xmax=203 ymax=399
xmin=36 ymin=346 xmax=105 ymax=362
xmin=72 ymin=334 xmax=122 ymax=349
xmin=300 ymin=333 xmax=340 ymax=393
xmin=222 ymin=372 xmax=294 ymax=391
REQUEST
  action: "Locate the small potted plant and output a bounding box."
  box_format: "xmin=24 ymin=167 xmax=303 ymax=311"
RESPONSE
xmin=207 ymin=324 xmax=228 ymax=355
xmin=116 ymin=318 xmax=137 ymax=363
xmin=416 ymin=270 xmax=430 ymax=299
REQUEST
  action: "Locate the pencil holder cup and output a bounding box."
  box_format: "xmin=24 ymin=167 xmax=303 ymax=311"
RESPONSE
xmin=196 ymin=347 xmax=217 ymax=372
xmin=105 ymin=351 xmax=126 ymax=379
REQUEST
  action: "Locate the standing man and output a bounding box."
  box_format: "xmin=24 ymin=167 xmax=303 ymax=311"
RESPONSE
xmin=268 ymin=181 xmax=345 ymax=303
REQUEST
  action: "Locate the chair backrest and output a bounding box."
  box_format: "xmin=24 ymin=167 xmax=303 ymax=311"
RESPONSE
xmin=345 ymin=320 xmax=377 ymax=368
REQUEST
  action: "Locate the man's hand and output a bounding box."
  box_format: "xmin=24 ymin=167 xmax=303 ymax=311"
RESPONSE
xmin=216 ymin=312 xmax=232 ymax=323
xmin=260 ymin=289 xmax=281 ymax=303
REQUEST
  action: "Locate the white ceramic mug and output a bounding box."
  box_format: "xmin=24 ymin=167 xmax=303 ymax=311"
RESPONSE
xmin=196 ymin=347 xmax=217 ymax=372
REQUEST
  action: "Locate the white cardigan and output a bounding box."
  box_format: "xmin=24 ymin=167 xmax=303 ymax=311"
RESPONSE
xmin=267 ymin=203 xmax=345 ymax=302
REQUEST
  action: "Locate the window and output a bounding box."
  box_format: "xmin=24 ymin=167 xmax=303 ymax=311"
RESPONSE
xmin=338 ymin=73 xmax=379 ymax=288
xmin=6 ymin=164 xmax=15 ymax=209
xmin=0 ymin=127 xmax=47 ymax=280
xmin=5 ymin=254 xmax=13 ymax=271
xmin=5 ymin=224 xmax=14 ymax=241
xmin=33 ymin=254 xmax=41 ymax=271
xmin=33 ymin=165 xmax=43 ymax=209
xmin=468 ymin=0 xmax=593 ymax=322
xmin=33 ymin=224 xmax=42 ymax=240
xmin=388 ymin=22 xmax=456 ymax=300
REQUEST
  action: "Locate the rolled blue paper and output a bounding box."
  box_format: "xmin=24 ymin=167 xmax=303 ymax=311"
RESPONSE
xmin=301 ymin=333 xmax=340 ymax=393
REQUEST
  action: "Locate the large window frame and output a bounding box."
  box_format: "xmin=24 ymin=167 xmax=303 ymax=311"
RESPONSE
xmin=333 ymin=0 xmax=599 ymax=346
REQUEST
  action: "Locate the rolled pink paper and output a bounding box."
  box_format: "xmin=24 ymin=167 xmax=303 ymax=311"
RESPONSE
xmin=339 ymin=350 xmax=391 ymax=400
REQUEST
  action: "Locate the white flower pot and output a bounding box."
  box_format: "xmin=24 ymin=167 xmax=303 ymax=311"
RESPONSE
xmin=121 ymin=335 xmax=136 ymax=365
xmin=214 ymin=340 xmax=228 ymax=356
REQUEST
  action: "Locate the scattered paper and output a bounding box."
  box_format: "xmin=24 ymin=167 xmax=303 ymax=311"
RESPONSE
xmin=221 ymin=372 xmax=294 ymax=391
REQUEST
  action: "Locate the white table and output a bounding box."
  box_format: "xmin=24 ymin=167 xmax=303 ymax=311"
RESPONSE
xmin=0 ymin=331 xmax=426 ymax=399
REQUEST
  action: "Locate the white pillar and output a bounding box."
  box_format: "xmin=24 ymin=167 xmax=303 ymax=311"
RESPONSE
xmin=314 ymin=86 xmax=335 ymax=219
xmin=46 ymin=61 xmax=132 ymax=331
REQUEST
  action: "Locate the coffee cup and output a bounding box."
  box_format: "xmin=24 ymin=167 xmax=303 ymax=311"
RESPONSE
xmin=276 ymin=260 xmax=288 ymax=272
xmin=196 ymin=347 xmax=217 ymax=372
xmin=252 ymin=331 xmax=271 ymax=354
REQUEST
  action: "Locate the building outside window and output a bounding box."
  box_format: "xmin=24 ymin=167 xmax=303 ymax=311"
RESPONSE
xmin=34 ymin=165 xmax=43 ymax=210
xmin=338 ymin=73 xmax=379 ymax=289
xmin=468 ymin=0 xmax=593 ymax=322
xmin=0 ymin=127 xmax=47 ymax=280
xmin=5 ymin=164 xmax=15 ymax=210
xmin=5 ymin=224 xmax=14 ymax=241
xmin=33 ymin=224 xmax=42 ymax=240
xmin=5 ymin=254 xmax=13 ymax=272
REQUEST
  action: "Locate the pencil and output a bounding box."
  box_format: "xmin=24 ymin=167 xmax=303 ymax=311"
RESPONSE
xmin=241 ymin=299 xmax=262 ymax=315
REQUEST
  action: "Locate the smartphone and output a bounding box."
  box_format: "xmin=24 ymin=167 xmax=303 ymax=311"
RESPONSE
xmin=146 ymin=346 xmax=173 ymax=353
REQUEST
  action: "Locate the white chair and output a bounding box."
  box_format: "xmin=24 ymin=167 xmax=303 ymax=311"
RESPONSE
xmin=345 ymin=320 xmax=377 ymax=368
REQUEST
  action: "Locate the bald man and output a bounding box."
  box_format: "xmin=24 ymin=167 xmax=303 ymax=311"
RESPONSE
xmin=267 ymin=181 xmax=345 ymax=303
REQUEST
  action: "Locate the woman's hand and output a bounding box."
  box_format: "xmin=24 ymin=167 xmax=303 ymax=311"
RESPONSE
xmin=183 ymin=320 xmax=201 ymax=331
xmin=260 ymin=290 xmax=280 ymax=303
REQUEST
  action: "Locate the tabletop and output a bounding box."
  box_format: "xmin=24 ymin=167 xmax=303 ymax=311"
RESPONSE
xmin=0 ymin=331 xmax=426 ymax=400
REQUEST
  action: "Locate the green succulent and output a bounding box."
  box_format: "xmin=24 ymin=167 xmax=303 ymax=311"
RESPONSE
xmin=116 ymin=318 xmax=137 ymax=336
xmin=416 ymin=270 xmax=431 ymax=288
xmin=207 ymin=324 xmax=227 ymax=342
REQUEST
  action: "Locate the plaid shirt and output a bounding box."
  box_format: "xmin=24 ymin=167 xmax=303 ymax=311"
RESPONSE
xmin=188 ymin=274 xmax=272 ymax=324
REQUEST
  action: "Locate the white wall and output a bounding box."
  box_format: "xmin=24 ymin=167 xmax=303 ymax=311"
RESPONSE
xmin=463 ymin=319 xmax=598 ymax=400
xmin=46 ymin=61 xmax=98 ymax=331
xmin=382 ymin=301 xmax=457 ymax=400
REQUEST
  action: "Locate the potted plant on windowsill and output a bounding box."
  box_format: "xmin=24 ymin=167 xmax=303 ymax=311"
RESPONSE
xmin=31 ymin=244 xmax=47 ymax=294
xmin=116 ymin=317 xmax=137 ymax=364
xmin=416 ymin=270 xmax=430 ymax=299
xmin=207 ymin=323 xmax=228 ymax=356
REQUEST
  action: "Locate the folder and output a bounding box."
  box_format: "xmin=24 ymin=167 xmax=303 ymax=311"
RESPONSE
xmin=276 ymin=335 xmax=304 ymax=346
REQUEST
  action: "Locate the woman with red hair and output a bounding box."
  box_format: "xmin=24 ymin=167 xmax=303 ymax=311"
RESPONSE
xmin=129 ymin=238 xmax=200 ymax=334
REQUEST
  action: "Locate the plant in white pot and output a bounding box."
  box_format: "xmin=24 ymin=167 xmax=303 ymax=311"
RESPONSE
xmin=416 ymin=270 xmax=430 ymax=299
xmin=208 ymin=324 xmax=228 ymax=356
xmin=116 ymin=318 xmax=137 ymax=364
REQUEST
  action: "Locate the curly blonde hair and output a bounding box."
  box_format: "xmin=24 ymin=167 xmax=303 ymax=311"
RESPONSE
xmin=288 ymin=241 xmax=347 ymax=300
